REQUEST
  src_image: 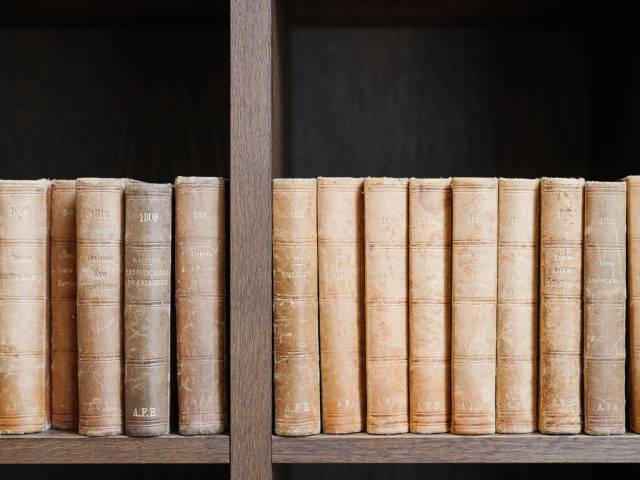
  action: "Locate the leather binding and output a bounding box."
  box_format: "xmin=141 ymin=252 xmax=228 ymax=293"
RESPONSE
xmin=583 ymin=181 xmax=626 ymax=435
xmin=175 ymin=176 xmax=226 ymax=435
xmin=273 ymin=178 xmax=320 ymax=436
xmin=76 ymin=178 xmax=126 ymax=436
xmin=51 ymin=179 xmax=78 ymax=430
xmin=451 ymin=177 xmax=498 ymax=435
xmin=539 ymin=177 xmax=584 ymax=434
xmin=364 ymin=177 xmax=408 ymax=434
xmin=317 ymin=177 xmax=365 ymax=434
xmin=0 ymin=180 xmax=51 ymax=434
xmin=124 ymin=181 xmax=172 ymax=436
xmin=628 ymin=176 xmax=640 ymax=432
xmin=408 ymin=178 xmax=451 ymax=433
xmin=496 ymin=178 xmax=539 ymax=433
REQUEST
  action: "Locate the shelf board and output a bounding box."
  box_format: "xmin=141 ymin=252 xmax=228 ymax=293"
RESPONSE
xmin=272 ymin=433 xmax=640 ymax=463
xmin=0 ymin=430 xmax=229 ymax=464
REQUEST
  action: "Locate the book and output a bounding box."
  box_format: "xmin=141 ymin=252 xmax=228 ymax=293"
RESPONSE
xmin=51 ymin=179 xmax=78 ymax=430
xmin=628 ymin=176 xmax=640 ymax=432
xmin=364 ymin=177 xmax=408 ymax=434
xmin=0 ymin=180 xmax=51 ymax=434
xmin=408 ymin=178 xmax=451 ymax=434
xmin=496 ymin=178 xmax=539 ymax=433
xmin=124 ymin=181 xmax=172 ymax=437
xmin=76 ymin=178 xmax=126 ymax=436
xmin=317 ymin=177 xmax=365 ymax=434
xmin=451 ymin=177 xmax=498 ymax=435
xmin=538 ymin=177 xmax=584 ymax=434
xmin=583 ymin=181 xmax=626 ymax=435
xmin=175 ymin=176 xmax=226 ymax=435
xmin=272 ymin=178 xmax=320 ymax=436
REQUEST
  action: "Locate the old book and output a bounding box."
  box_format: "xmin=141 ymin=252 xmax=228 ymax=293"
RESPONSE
xmin=364 ymin=177 xmax=408 ymax=434
xmin=629 ymin=176 xmax=640 ymax=432
xmin=51 ymin=180 xmax=78 ymax=430
xmin=76 ymin=178 xmax=126 ymax=436
xmin=124 ymin=181 xmax=172 ymax=437
xmin=583 ymin=181 xmax=626 ymax=435
xmin=408 ymin=178 xmax=451 ymax=434
xmin=0 ymin=180 xmax=51 ymax=434
xmin=175 ymin=176 xmax=226 ymax=435
xmin=496 ymin=178 xmax=539 ymax=433
xmin=317 ymin=177 xmax=365 ymax=434
xmin=539 ymin=177 xmax=584 ymax=434
xmin=273 ymin=178 xmax=320 ymax=436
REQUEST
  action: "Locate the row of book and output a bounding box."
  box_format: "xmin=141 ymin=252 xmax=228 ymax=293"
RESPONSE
xmin=272 ymin=176 xmax=639 ymax=436
xmin=0 ymin=177 xmax=226 ymax=436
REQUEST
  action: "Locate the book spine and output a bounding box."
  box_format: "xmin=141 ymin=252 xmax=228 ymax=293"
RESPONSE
xmin=273 ymin=178 xmax=320 ymax=436
xmin=175 ymin=177 xmax=226 ymax=435
xmin=451 ymin=177 xmax=498 ymax=435
xmin=496 ymin=178 xmax=539 ymax=433
xmin=629 ymin=176 xmax=640 ymax=432
xmin=51 ymin=180 xmax=78 ymax=430
xmin=583 ymin=181 xmax=626 ymax=435
xmin=124 ymin=182 xmax=172 ymax=436
xmin=76 ymin=178 xmax=126 ymax=436
xmin=0 ymin=181 xmax=51 ymax=434
xmin=408 ymin=178 xmax=451 ymax=433
xmin=364 ymin=178 xmax=408 ymax=434
xmin=538 ymin=177 xmax=584 ymax=434
xmin=317 ymin=177 xmax=365 ymax=434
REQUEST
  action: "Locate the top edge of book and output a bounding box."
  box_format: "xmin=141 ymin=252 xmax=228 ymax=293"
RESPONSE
xmin=317 ymin=177 xmax=363 ymax=184
xmin=273 ymin=178 xmax=316 ymax=186
xmin=52 ymin=179 xmax=76 ymax=187
xmin=364 ymin=177 xmax=408 ymax=185
xmin=126 ymin=180 xmax=173 ymax=193
xmin=540 ymin=177 xmax=585 ymax=185
xmin=452 ymin=177 xmax=497 ymax=187
xmin=175 ymin=176 xmax=226 ymax=185
xmin=585 ymin=180 xmax=626 ymax=189
xmin=77 ymin=177 xmax=128 ymax=187
xmin=409 ymin=177 xmax=451 ymax=186
xmin=624 ymin=175 xmax=640 ymax=183
xmin=0 ymin=179 xmax=50 ymax=185
xmin=498 ymin=178 xmax=539 ymax=186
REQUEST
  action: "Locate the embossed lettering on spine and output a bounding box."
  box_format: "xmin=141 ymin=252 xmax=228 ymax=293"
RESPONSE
xmin=628 ymin=176 xmax=640 ymax=432
xmin=0 ymin=180 xmax=51 ymax=434
xmin=175 ymin=177 xmax=226 ymax=435
xmin=318 ymin=177 xmax=365 ymax=434
xmin=538 ymin=177 xmax=584 ymax=434
xmin=76 ymin=178 xmax=126 ymax=436
xmin=496 ymin=178 xmax=539 ymax=433
xmin=51 ymin=180 xmax=78 ymax=430
xmin=273 ymin=178 xmax=320 ymax=436
xmin=364 ymin=178 xmax=408 ymax=434
xmin=408 ymin=178 xmax=451 ymax=433
xmin=451 ymin=177 xmax=498 ymax=435
xmin=124 ymin=182 xmax=172 ymax=436
xmin=583 ymin=181 xmax=626 ymax=435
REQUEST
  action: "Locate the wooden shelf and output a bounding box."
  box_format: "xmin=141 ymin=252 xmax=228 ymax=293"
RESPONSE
xmin=0 ymin=431 xmax=229 ymax=464
xmin=272 ymin=433 xmax=640 ymax=463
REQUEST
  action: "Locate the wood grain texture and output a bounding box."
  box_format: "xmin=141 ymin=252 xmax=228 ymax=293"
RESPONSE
xmin=0 ymin=431 xmax=229 ymax=464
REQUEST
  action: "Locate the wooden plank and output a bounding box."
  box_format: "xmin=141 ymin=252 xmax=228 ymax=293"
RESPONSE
xmin=230 ymin=0 xmax=274 ymax=479
xmin=272 ymin=433 xmax=640 ymax=463
xmin=0 ymin=431 xmax=229 ymax=464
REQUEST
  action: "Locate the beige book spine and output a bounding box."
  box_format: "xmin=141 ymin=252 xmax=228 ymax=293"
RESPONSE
xmin=538 ymin=177 xmax=584 ymax=434
xmin=408 ymin=178 xmax=451 ymax=433
xmin=317 ymin=177 xmax=365 ymax=434
xmin=583 ymin=181 xmax=626 ymax=435
xmin=273 ymin=178 xmax=320 ymax=436
xmin=629 ymin=176 xmax=640 ymax=432
xmin=364 ymin=177 xmax=408 ymax=434
xmin=496 ymin=178 xmax=539 ymax=433
xmin=451 ymin=177 xmax=498 ymax=435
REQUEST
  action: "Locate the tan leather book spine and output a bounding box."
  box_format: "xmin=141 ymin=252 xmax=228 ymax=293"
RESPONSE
xmin=583 ymin=181 xmax=626 ymax=435
xmin=273 ymin=178 xmax=320 ymax=436
xmin=408 ymin=178 xmax=451 ymax=434
xmin=364 ymin=177 xmax=408 ymax=434
xmin=76 ymin=178 xmax=126 ymax=436
xmin=451 ymin=177 xmax=498 ymax=435
xmin=317 ymin=177 xmax=365 ymax=434
xmin=539 ymin=177 xmax=584 ymax=434
xmin=175 ymin=176 xmax=226 ymax=435
xmin=124 ymin=182 xmax=172 ymax=436
xmin=628 ymin=176 xmax=640 ymax=432
xmin=496 ymin=178 xmax=539 ymax=433
xmin=51 ymin=180 xmax=78 ymax=430
xmin=0 ymin=180 xmax=51 ymax=434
